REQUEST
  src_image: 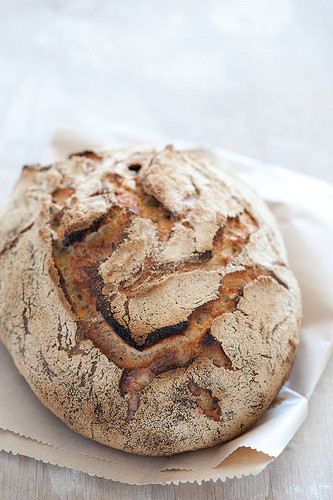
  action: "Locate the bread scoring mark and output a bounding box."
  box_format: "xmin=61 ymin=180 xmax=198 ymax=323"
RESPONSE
xmin=212 ymin=211 xmax=259 ymax=266
xmin=22 ymin=307 xmax=31 ymax=336
xmin=118 ymin=332 xmax=229 ymax=423
xmin=68 ymin=150 xmax=103 ymax=162
xmin=97 ymin=294 xmax=141 ymax=350
xmin=0 ymin=222 xmax=34 ymax=258
xmin=96 ymin=209 xmax=259 ymax=342
xmin=124 ymin=393 xmax=140 ymax=423
xmin=187 ymin=379 xmax=222 ymax=422
xmin=63 ymin=213 xmax=106 ymax=247
xmin=99 ymin=290 xmax=191 ymax=350
xmin=117 ymin=329 xmax=232 ymax=422
xmin=113 ymin=182 xmax=177 ymax=237
xmin=53 ymin=208 xmax=263 ymax=353
xmin=144 ymin=321 xmax=189 ymax=348
xmin=53 ymin=258 xmax=75 ymax=314
xmin=50 ymin=165 xmax=290 ymax=422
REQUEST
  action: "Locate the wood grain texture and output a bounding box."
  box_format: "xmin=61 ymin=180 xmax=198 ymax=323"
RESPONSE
xmin=0 ymin=359 xmax=331 ymax=500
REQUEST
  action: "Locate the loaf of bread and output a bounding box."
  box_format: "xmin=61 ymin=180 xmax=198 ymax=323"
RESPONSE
xmin=0 ymin=145 xmax=302 ymax=455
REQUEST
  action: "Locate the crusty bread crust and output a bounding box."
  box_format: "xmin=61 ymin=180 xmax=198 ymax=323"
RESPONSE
xmin=0 ymin=146 xmax=302 ymax=455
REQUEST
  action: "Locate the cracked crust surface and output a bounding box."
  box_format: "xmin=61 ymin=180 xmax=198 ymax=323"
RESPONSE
xmin=0 ymin=145 xmax=302 ymax=455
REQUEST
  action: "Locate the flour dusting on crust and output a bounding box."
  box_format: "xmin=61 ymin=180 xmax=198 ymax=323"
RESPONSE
xmin=0 ymin=146 xmax=302 ymax=456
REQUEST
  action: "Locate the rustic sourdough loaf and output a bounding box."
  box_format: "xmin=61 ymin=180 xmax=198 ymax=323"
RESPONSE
xmin=0 ymin=145 xmax=302 ymax=455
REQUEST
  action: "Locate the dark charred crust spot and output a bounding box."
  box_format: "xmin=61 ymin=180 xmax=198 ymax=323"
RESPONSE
xmin=196 ymin=250 xmax=213 ymax=261
xmin=143 ymin=321 xmax=190 ymax=348
xmin=128 ymin=163 xmax=142 ymax=172
xmin=68 ymin=150 xmax=103 ymax=161
xmin=97 ymin=300 xmax=139 ymax=350
xmin=63 ymin=229 xmax=87 ymax=247
xmin=63 ymin=214 xmax=105 ymax=247
xmin=200 ymin=331 xmax=216 ymax=347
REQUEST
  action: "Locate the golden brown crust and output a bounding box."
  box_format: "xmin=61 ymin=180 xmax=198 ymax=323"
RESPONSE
xmin=0 ymin=145 xmax=302 ymax=455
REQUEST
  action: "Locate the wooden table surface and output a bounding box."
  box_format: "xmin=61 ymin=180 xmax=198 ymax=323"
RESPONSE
xmin=0 ymin=1 xmax=332 ymax=498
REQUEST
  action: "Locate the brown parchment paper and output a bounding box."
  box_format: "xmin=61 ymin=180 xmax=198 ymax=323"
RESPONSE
xmin=0 ymin=120 xmax=332 ymax=485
